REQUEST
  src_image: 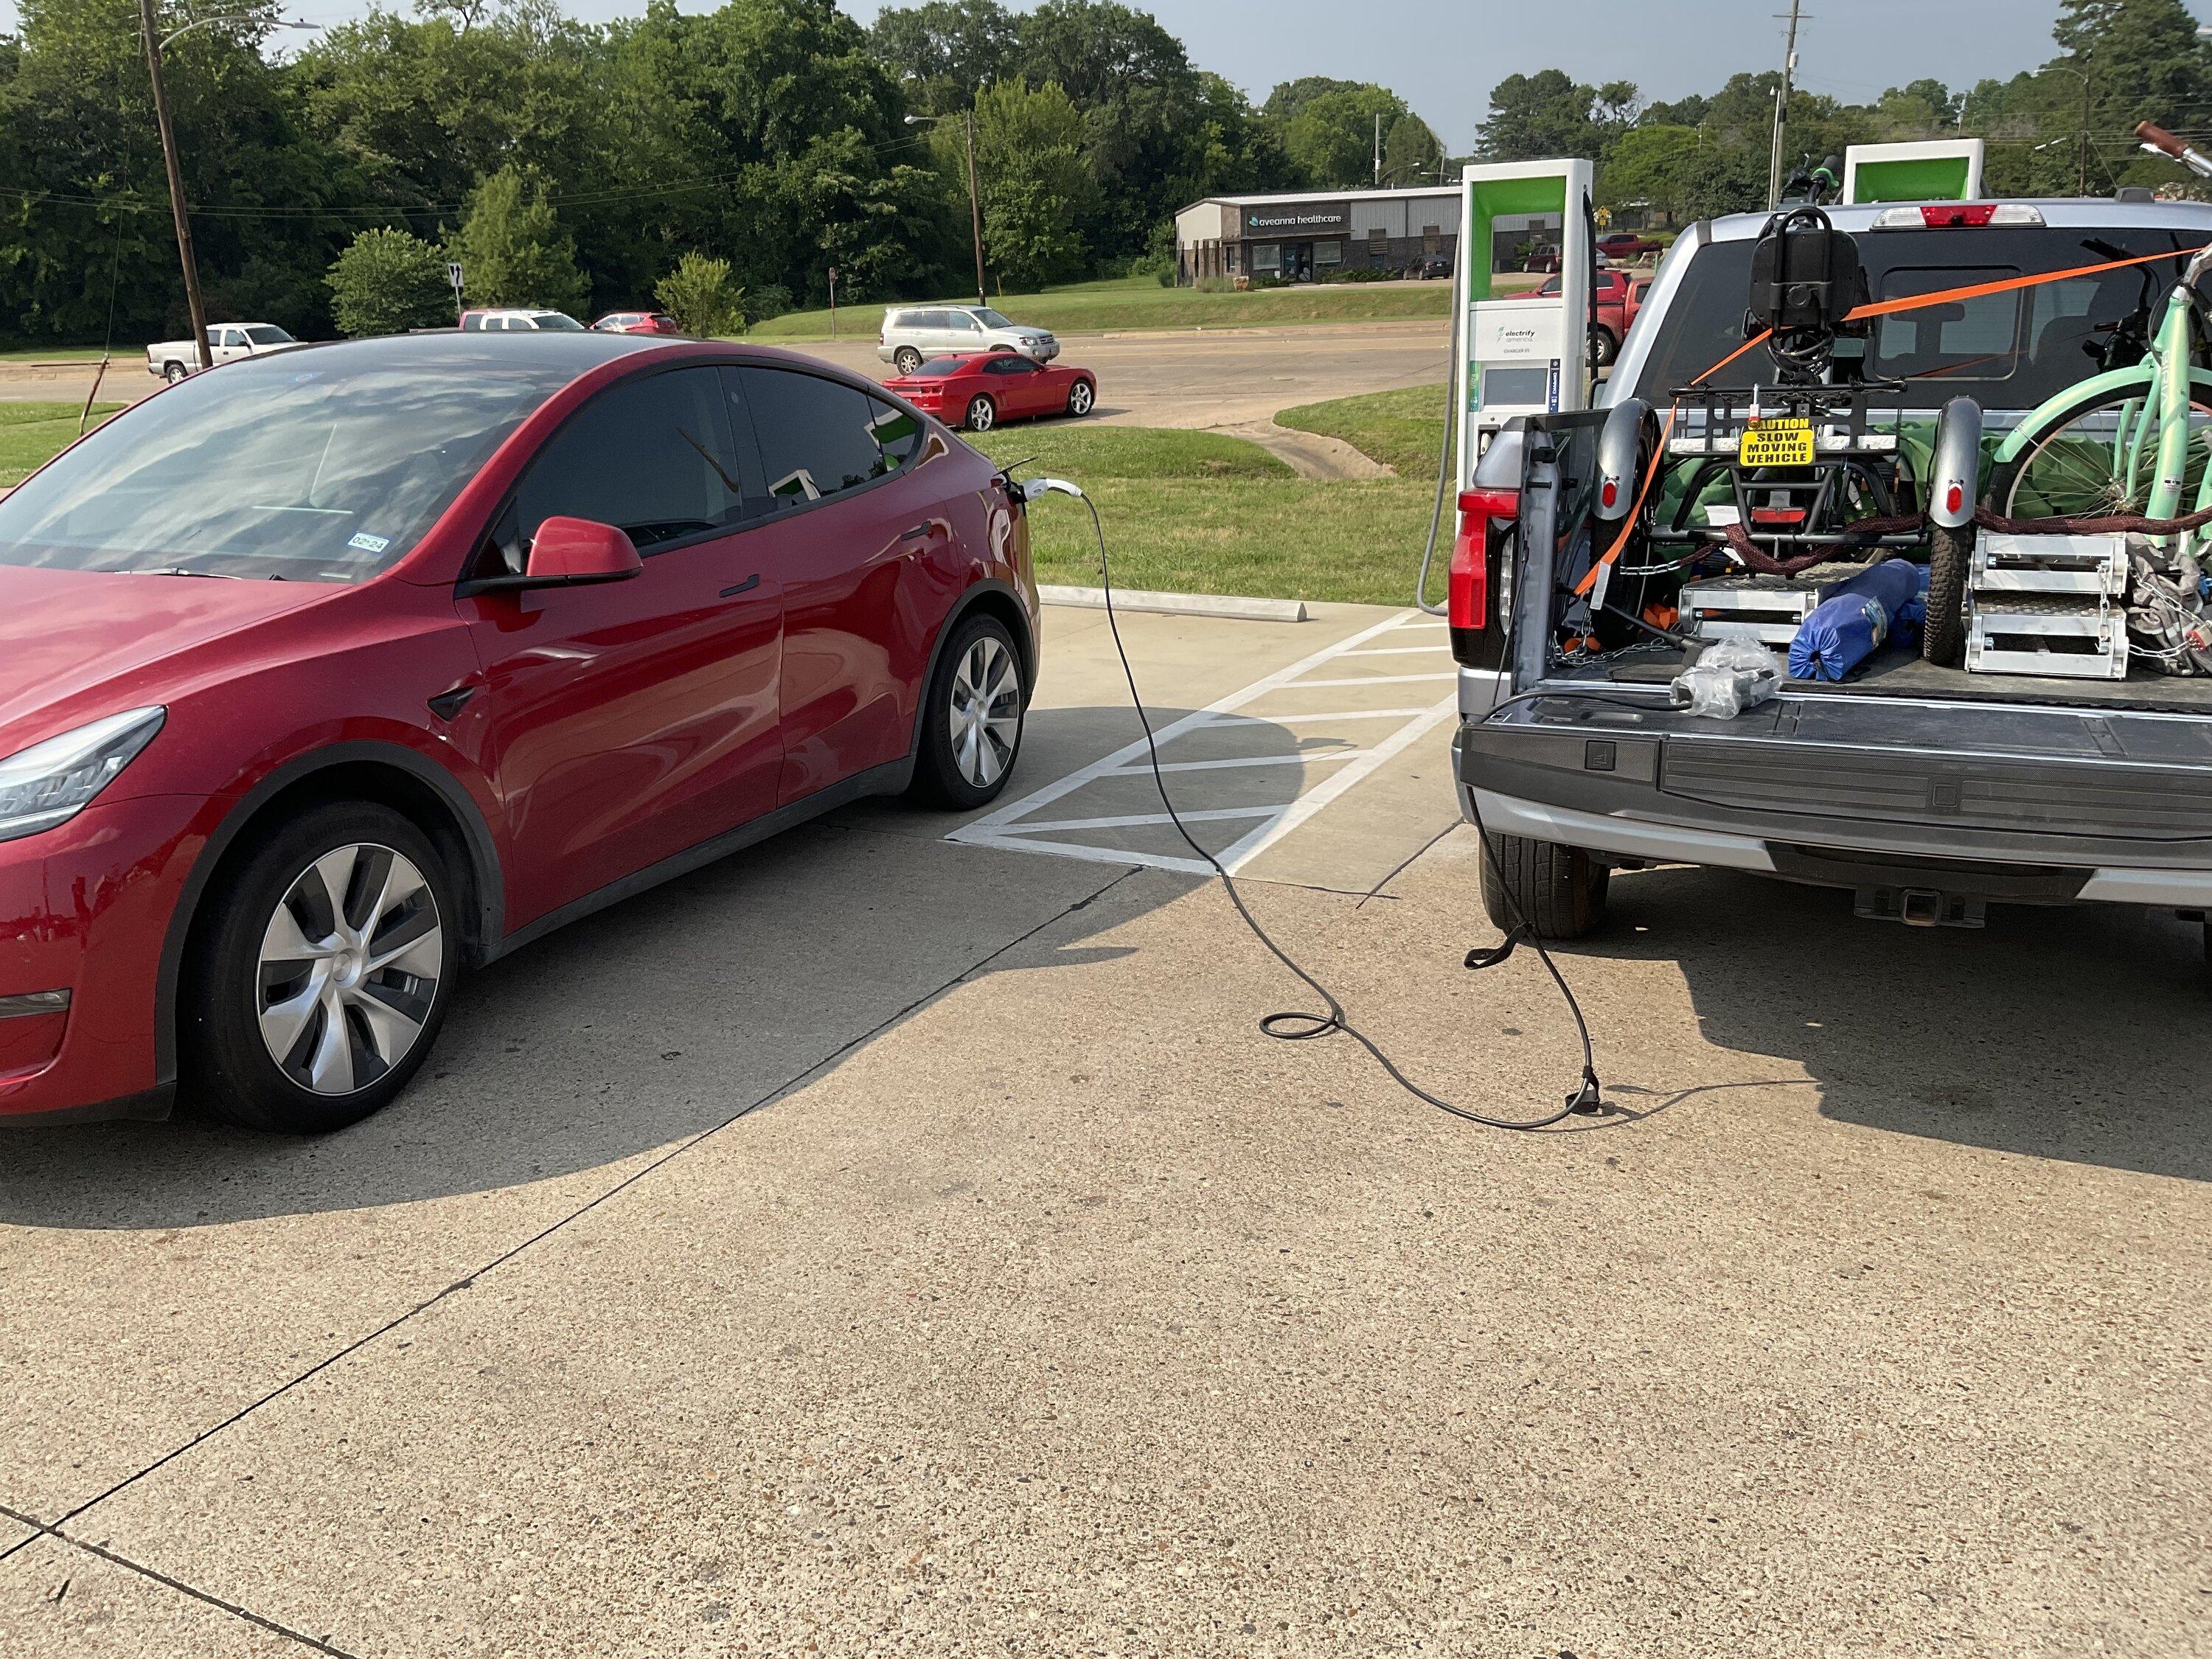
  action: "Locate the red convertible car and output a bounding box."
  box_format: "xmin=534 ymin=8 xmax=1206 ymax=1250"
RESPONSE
xmin=883 ymin=352 xmax=1096 ymax=433
xmin=0 ymin=332 xmax=1038 ymax=1133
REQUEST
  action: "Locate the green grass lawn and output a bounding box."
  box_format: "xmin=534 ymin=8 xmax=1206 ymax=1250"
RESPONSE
xmin=1276 ymin=382 xmax=1452 ymax=478
xmin=970 ymin=420 xmax=1439 ymax=608
xmin=750 ymin=273 xmax=1451 ymax=343
xmin=0 ymin=347 xmax=118 ymax=365
xmin=0 ymin=401 xmax=122 ymax=484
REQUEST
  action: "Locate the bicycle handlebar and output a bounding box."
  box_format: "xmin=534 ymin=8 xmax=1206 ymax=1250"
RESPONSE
xmin=2137 ymin=120 xmax=2212 ymax=179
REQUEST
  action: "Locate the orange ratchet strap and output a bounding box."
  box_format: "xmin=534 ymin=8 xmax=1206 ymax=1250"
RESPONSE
xmin=1571 ymin=240 xmax=2212 ymax=599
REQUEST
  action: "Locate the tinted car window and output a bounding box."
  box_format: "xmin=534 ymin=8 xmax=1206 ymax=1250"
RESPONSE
xmin=243 ymin=325 xmax=293 ymax=345
xmin=0 ymin=348 xmax=568 ymax=580
xmin=735 ymin=366 xmax=912 ymax=504
xmin=514 ymin=367 xmax=741 ymax=551
xmin=1632 ymin=226 xmax=2197 ymax=409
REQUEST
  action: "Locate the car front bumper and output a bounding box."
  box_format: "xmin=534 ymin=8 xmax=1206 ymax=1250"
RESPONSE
xmin=0 ymin=793 xmax=209 ymax=1125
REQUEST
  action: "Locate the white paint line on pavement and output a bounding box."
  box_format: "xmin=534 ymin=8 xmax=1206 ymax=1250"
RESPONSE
xmin=998 ymin=805 xmax=1276 ymax=835
xmin=951 ymin=609 xmax=1458 ymax=877
xmin=1208 ymin=698 xmax=1459 ymax=872
xmin=1276 ymin=672 xmax=1456 ymax=689
xmin=1340 ymin=644 xmax=1450 ymax=657
xmin=950 ymin=611 xmax=1414 ymax=839
xmin=1104 ymin=750 xmax=1371 ymax=775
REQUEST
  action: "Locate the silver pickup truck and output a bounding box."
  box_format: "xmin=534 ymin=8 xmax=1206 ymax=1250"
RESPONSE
xmin=1453 ymin=198 xmax=2212 ymax=968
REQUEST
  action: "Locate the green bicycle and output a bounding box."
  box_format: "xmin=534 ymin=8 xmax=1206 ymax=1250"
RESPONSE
xmin=1986 ymin=122 xmax=2212 ymax=534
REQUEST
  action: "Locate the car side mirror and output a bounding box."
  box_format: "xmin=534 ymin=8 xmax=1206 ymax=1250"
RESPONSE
xmin=462 ymin=515 xmax=643 ymax=597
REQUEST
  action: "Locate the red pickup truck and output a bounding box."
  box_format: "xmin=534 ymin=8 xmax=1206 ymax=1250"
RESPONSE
xmin=1596 ymin=231 xmax=1664 ymax=262
xmin=1524 ymin=270 xmax=1645 ymax=364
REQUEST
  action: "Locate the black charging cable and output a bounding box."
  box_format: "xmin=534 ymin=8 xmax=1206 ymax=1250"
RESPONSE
xmin=1057 ymin=487 xmax=1607 ymax=1130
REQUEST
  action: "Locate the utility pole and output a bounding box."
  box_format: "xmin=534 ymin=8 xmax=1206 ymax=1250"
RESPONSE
xmin=1766 ymin=0 xmax=1804 ymax=211
xmin=1374 ymin=111 xmax=1383 ymax=188
xmin=964 ymin=106 xmax=987 ymax=309
xmin=139 ymin=0 xmax=210 ymax=372
xmin=2078 ymin=72 xmax=2091 ymax=197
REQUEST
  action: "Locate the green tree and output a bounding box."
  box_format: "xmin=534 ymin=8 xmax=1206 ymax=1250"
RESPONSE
xmin=448 ymin=167 xmax=588 ymax=313
xmin=866 ymin=0 xmax=1017 ymax=113
xmin=1261 ymin=77 xmax=1365 ymax=122
xmin=1381 ymin=113 xmax=1444 ymax=189
xmin=1282 ymin=86 xmax=1408 ymax=188
xmin=1478 ymin=70 xmax=1640 ymax=163
xmin=653 ymin=251 xmax=745 ymax=335
xmin=326 ymin=226 xmax=456 ymax=336
xmin=963 ymin=74 xmax=1096 ymax=289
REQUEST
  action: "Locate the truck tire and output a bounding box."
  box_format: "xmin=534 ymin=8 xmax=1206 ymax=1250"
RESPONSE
xmin=163 ymin=361 xmax=187 ymax=384
xmin=1590 ymin=325 xmax=1619 ymax=366
xmin=1479 ymin=832 xmax=1609 ymax=939
xmin=1923 ymin=521 xmax=1972 ymax=667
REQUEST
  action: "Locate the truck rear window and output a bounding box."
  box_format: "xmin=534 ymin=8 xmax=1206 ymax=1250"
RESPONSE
xmin=1632 ymin=226 xmax=2200 ymax=412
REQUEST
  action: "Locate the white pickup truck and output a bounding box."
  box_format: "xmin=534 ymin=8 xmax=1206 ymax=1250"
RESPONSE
xmin=145 ymin=323 xmax=298 ymax=383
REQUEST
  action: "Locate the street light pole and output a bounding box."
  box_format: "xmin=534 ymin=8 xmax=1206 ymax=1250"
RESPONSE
xmin=964 ymin=106 xmax=987 ymax=307
xmin=138 ymin=0 xmax=210 ymax=372
xmin=909 ymin=107 xmax=990 ymax=308
xmin=1765 ymin=0 xmax=1804 ymax=211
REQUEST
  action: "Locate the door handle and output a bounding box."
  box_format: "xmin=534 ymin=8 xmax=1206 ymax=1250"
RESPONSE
xmin=900 ymin=521 xmax=938 ymax=542
xmin=720 ymin=574 xmax=760 ymax=597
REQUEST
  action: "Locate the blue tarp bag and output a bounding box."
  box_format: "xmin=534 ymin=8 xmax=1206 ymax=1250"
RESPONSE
xmin=1787 ymin=560 xmax=1926 ymax=682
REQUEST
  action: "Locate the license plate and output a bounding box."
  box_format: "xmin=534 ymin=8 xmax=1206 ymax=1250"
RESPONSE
xmin=1739 ymin=417 xmax=1815 ymax=467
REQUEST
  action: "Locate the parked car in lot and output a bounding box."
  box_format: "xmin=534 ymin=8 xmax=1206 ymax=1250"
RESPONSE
xmin=877 ymin=305 xmax=1059 ymax=375
xmin=145 ymin=323 xmax=296 ymax=384
xmin=1406 ymin=254 xmax=1453 ymax=280
xmin=0 ymin=332 xmax=1038 ymax=1133
xmin=1522 ymin=243 xmax=1562 ymax=273
xmin=1595 ymin=231 xmax=1664 ymax=263
xmin=1524 ymin=269 xmax=1644 ymax=364
xmin=459 ymin=309 xmax=585 ymax=332
xmin=883 ymin=352 xmax=1096 ymax=432
xmin=592 ymin=311 xmax=684 ymax=335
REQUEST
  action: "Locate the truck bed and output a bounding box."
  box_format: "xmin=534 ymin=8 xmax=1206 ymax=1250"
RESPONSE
xmin=1572 ymin=642 xmax=2212 ymax=717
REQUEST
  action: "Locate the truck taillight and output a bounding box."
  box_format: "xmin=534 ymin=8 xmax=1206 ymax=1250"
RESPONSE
xmin=1448 ymin=487 xmax=1518 ymax=633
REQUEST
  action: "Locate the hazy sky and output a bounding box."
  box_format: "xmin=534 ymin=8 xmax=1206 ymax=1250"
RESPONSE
xmin=7 ymin=0 xmax=2194 ymax=153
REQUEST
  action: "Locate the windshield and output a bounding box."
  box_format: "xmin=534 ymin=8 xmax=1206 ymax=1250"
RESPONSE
xmin=535 ymin=314 xmax=586 ymax=332
xmin=243 ymin=325 xmax=294 ymax=346
xmin=908 ymin=359 xmax=968 ymax=378
xmin=0 ymin=348 xmax=566 ymax=581
xmin=973 ymin=309 xmax=1016 ymax=329
xmin=1632 ymin=224 xmax=2200 ymax=413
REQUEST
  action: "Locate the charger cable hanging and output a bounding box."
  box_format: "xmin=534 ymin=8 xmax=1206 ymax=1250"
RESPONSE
xmin=1019 ymin=477 xmax=1605 ymax=1130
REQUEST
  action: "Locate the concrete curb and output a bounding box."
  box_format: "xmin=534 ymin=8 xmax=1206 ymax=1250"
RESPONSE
xmin=1039 ymin=585 xmax=1308 ymax=622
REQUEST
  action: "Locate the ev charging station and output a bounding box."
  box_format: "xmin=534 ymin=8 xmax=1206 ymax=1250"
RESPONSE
xmin=1842 ymin=139 xmax=1985 ymax=204
xmin=1453 ymin=158 xmax=1596 ymax=493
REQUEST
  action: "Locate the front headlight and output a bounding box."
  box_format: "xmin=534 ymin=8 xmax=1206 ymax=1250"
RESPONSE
xmin=0 ymin=707 xmax=167 ymax=843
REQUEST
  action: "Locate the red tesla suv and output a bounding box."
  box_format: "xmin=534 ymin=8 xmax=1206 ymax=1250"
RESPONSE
xmin=882 ymin=352 xmax=1096 ymax=433
xmin=0 ymin=332 xmax=1038 ymax=1133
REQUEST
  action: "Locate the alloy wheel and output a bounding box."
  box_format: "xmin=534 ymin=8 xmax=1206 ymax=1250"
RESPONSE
xmin=967 ymin=396 xmax=995 ymax=432
xmin=948 ymin=635 xmax=1020 ymax=788
xmin=895 ymin=348 xmax=922 ymax=375
xmin=1069 ymin=380 xmax=1094 ymax=416
xmin=257 ymin=842 xmax=444 ymax=1096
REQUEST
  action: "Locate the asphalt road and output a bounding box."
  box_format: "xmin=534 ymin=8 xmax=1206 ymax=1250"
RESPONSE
xmin=2 ymin=600 xmax=2205 ymax=1658
xmin=0 ymin=321 xmax=1453 ymax=446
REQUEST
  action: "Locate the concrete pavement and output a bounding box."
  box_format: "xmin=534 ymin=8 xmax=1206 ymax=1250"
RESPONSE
xmin=2 ymin=603 xmax=2206 ymax=1657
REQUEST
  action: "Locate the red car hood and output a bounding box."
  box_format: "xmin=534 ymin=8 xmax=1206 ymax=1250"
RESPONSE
xmin=0 ymin=565 xmax=336 ymax=757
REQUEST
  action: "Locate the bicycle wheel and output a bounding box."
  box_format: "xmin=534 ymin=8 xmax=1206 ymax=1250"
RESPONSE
xmin=1989 ymin=375 xmax=2212 ymax=521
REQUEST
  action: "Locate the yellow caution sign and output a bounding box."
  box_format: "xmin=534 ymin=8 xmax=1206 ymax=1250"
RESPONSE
xmin=1739 ymin=417 xmax=1815 ymax=467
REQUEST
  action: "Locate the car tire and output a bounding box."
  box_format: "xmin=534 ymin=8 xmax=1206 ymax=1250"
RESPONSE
xmin=911 ymin=611 xmax=1026 ymax=810
xmin=894 ymin=347 xmax=923 ymax=375
xmin=1922 ymin=521 xmax=1973 ymax=667
xmin=1066 ymin=379 xmax=1095 ymax=417
xmin=1479 ymin=831 xmax=1609 ymax=940
xmin=1590 ymin=326 xmax=1619 ymax=367
xmin=183 ymin=802 xmax=459 ymax=1135
xmin=964 ymin=394 xmax=997 ymax=433
xmin=163 ymin=361 xmax=187 ymax=384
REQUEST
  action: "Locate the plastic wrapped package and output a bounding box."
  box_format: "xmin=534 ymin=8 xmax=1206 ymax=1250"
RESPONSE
xmin=1670 ymin=639 xmax=1782 ymax=718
